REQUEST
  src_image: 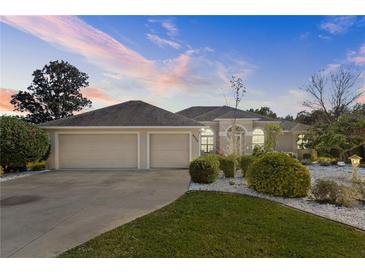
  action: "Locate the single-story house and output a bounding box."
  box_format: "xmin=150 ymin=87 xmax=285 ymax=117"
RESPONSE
xmin=41 ymin=100 xmax=310 ymax=170
xmin=176 ymin=106 xmax=311 ymax=158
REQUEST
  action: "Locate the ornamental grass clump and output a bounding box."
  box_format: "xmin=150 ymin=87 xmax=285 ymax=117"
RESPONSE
xmin=312 ymin=179 xmax=356 ymax=207
xmin=246 ymin=152 xmax=310 ymax=198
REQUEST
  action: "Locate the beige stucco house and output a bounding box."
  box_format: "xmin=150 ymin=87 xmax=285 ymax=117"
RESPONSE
xmin=177 ymin=106 xmax=310 ymax=159
xmin=41 ymin=101 xmax=309 ymax=170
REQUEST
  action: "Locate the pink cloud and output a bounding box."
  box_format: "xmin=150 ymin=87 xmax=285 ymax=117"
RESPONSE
xmin=82 ymin=87 xmax=120 ymax=105
xmin=146 ymin=33 xmax=181 ymax=49
xmin=348 ymin=44 xmax=365 ymax=65
xmin=1 ymin=16 xmax=255 ymax=100
xmin=0 ymin=16 xmax=155 ymax=80
xmin=0 ymin=16 xmax=194 ymax=95
xmin=0 ymin=88 xmax=16 ymax=112
xmin=359 ymin=95 xmax=365 ymax=103
xmin=320 ymin=16 xmax=357 ymax=35
xmin=161 ymin=20 xmax=178 ymax=36
xmin=155 ymin=54 xmax=191 ymax=93
xmin=148 ymin=18 xmax=178 ymax=37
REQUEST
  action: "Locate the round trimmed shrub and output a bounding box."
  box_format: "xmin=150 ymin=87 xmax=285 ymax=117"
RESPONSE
xmin=0 ymin=116 xmax=49 ymax=170
xmin=246 ymin=152 xmax=310 ymax=197
xmin=189 ymin=157 xmax=220 ymax=184
xmin=239 ymin=155 xmax=258 ymax=177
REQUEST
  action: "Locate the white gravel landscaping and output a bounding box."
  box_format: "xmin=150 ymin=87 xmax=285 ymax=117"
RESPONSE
xmin=189 ymin=165 xmax=365 ymax=231
xmin=0 ymin=170 xmax=49 ymax=183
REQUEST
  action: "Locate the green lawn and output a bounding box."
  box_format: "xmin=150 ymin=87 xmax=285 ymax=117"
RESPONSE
xmin=61 ymin=191 xmax=365 ymax=258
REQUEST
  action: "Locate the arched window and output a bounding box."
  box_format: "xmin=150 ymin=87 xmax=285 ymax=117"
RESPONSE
xmin=201 ymin=128 xmax=214 ymax=154
xmin=252 ymin=128 xmax=265 ymax=148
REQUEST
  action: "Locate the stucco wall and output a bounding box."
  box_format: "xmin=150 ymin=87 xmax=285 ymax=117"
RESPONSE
xmin=200 ymin=119 xmax=301 ymax=156
xmin=276 ymin=132 xmax=298 ymax=153
xmin=45 ymin=128 xmax=201 ymax=169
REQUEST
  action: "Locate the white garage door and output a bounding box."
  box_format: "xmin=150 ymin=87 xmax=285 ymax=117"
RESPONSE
xmin=59 ymin=134 xmax=138 ymax=169
xmin=150 ymin=133 xmax=190 ymax=168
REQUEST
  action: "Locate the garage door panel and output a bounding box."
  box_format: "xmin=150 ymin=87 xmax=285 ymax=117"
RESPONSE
xmin=150 ymin=134 xmax=189 ymax=168
xmin=59 ymin=134 xmax=137 ymax=169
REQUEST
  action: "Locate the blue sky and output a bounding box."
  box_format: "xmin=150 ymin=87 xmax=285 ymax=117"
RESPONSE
xmin=1 ymin=16 xmax=364 ymax=116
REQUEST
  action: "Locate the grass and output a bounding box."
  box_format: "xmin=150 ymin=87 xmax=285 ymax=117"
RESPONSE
xmin=61 ymin=191 xmax=365 ymax=258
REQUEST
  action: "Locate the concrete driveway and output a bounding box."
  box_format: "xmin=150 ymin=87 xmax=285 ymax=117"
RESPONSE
xmin=0 ymin=169 xmax=189 ymax=257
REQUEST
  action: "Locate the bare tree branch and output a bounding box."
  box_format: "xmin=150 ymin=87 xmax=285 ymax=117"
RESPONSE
xmin=302 ymin=66 xmax=364 ymax=122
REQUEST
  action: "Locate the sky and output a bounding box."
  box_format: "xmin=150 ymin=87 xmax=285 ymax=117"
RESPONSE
xmin=1 ymin=15 xmax=364 ymax=117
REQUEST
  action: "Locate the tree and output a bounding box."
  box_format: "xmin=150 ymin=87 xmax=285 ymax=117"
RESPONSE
xmin=353 ymin=103 xmax=365 ymax=116
xmin=248 ymin=106 xmax=278 ymax=119
xmin=300 ymin=66 xmax=365 ymax=159
xmin=283 ymin=115 xmax=294 ymax=121
xmin=0 ymin=116 xmax=49 ymax=171
xmin=305 ymin=112 xmax=365 ymax=160
xmin=10 ymin=60 xmax=91 ymax=123
xmin=228 ymin=76 xmax=247 ymax=155
xmin=302 ymin=67 xmax=363 ymax=122
xmin=295 ymin=110 xmax=327 ymax=125
xmin=264 ymin=124 xmax=283 ymax=151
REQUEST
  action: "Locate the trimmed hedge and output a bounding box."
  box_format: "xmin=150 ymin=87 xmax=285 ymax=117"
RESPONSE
xmin=220 ymin=155 xmax=237 ymax=178
xmin=239 ymin=155 xmax=258 ymax=177
xmin=0 ymin=116 xmax=49 ymax=170
xmin=189 ymin=156 xmax=220 ymax=184
xmin=246 ymin=152 xmax=310 ymax=198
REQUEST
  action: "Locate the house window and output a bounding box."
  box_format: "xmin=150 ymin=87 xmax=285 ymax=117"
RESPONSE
xmin=201 ymin=128 xmax=214 ymax=154
xmin=297 ymin=134 xmax=308 ymax=149
xmin=252 ymin=128 xmax=265 ymax=148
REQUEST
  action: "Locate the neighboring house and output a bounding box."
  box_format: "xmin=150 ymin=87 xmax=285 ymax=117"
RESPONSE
xmin=41 ymin=101 xmax=310 ymax=170
xmin=177 ymin=106 xmax=310 ymax=158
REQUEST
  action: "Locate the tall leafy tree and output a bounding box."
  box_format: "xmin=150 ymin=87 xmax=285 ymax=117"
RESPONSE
xmin=305 ymin=112 xmax=365 ymax=160
xmin=10 ymin=60 xmax=92 ymax=123
xmin=248 ymin=106 xmax=278 ymax=119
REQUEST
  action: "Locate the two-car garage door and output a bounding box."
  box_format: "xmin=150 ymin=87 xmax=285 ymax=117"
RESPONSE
xmin=59 ymin=134 xmax=138 ymax=169
xmin=57 ymin=132 xmax=190 ymax=169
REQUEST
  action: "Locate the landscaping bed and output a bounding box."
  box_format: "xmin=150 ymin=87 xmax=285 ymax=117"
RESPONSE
xmin=0 ymin=170 xmax=50 ymax=183
xmin=309 ymin=164 xmax=365 ymax=186
xmin=190 ymin=167 xmax=365 ymax=230
xmin=61 ymin=191 xmax=365 ymax=258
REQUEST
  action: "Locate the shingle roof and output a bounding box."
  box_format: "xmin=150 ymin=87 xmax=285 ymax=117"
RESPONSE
xmin=177 ymin=105 xmax=276 ymax=121
xmin=40 ymin=100 xmax=204 ymax=127
xmin=177 ymin=105 xmax=309 ymax=132
xmin=176 ymin=106 xmax=220 ymax=119
xmin=281 ymin=120 xmax=310 ymax=132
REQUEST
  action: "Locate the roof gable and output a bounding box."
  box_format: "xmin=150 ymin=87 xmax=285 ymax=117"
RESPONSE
xmin=41 ymin=100 xmax=204 ymax=127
